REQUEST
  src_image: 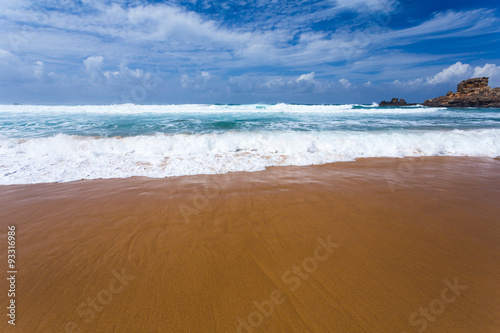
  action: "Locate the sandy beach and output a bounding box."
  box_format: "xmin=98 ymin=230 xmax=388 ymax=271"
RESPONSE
xmin=1 ymin=157 xmax=500 ymax=332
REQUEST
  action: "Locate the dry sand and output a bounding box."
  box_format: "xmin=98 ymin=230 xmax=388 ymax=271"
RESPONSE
xmin=1 ymin=157 xmax=500 ymax=332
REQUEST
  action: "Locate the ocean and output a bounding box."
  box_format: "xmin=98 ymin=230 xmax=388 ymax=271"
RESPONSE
xmin=1 ymin=103 xmax=500 ymax=185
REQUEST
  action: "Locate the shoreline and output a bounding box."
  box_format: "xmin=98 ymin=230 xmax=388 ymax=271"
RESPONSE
xmin=1 ymin=155 xmax=499 ymax=187
xmin=1 ymin=156 xmax=500 ymax=332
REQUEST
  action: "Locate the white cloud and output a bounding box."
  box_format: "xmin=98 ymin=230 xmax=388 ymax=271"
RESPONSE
xmin=117 ymin=63 xmax=145 ymax=80
xmin=178 ymin=72 xmax=214 ymax=90
xmin=227 ymin=73 xmax=327 ymax=94
xmin=3 ymin=2 xmax=497 ymax=72
xmin=1 ymin=1 xmax=500 ymax=103
xmin=1 ymin=1 xmax=498 ymax=81
xmin=407 ymin=78 xmax=423 ymax=86
xmin=339 ymin=78 xmax=351 ymax=88
xmin=289 ymin=72 xmax=324 ymax=92
xmin=0 ymin=49 xmax=17 ymax=61
xmin=83 ymin=56 xmax=105 ymax=82
xmin=179 ymin=71 xmax=217 ymax=90
xmin=335 ymin=0 xmax=395 ymax=12
xmin=83 ymin=56 xmax=152 ymax=85
xmin=33 ymin=61 xmax=44 ymax=79
xmin=83 ymin=56 xmax=104 ymax=71
xmin=260 ymin=77 xmax=285 ymax=89
xmin=181 ymin=74 xmax=192 ymax=88
xmin=390 ymin=77 xmax=425 ymax=87
xmin=200 ymin=71 xmax=211 ymax=80
xmin=296 ymin=72 xmax=315 ymax=83
xmin=427 ymin=62 xmax=472 ymax=84
xmin=340 ymin=9 xmax=500 ymax=60
xmin=391 ymin=62 xmax=500 ymax=87
xmin=197 ymin=71 xmax=212 ymax=89
xmin=473 ymin=64 xmax=500 ymax=80
xmin=103 ymin=71 xmax=120 ymax=80
xmin=0 ymin=0 xmax=30 ymax=11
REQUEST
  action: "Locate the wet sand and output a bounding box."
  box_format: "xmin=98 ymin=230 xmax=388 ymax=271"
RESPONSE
xmin=1 ymin=157 xmax=500 ymax=332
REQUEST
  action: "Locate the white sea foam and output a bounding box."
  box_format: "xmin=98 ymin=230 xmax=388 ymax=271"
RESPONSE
xmin=0 ymin=104 xmax=442 ymax=114
xmin=1 ymin=129 xmax=499 ymax=184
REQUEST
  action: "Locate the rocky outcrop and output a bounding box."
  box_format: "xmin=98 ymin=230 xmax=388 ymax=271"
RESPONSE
xmin=379 ymin=98 xmax=411 ymax=106
xmin=424 ymin=77 xmax=500 ymax=108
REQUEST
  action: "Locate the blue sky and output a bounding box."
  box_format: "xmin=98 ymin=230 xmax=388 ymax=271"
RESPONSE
xmin=0 ymin=0 xmax=499 ymax=104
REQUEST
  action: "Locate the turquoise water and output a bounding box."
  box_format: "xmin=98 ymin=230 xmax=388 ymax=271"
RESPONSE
xmin=0 ymin=104 xmax=499 ymax=184
xmin=1 ymin=104 xmax=499 ymax=138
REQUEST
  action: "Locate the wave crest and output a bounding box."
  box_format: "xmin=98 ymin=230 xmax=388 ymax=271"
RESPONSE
xmin=1 ymin=129 xmax=499 ymax=184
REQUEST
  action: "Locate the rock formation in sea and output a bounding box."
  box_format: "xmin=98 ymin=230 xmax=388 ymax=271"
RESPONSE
xmin=379 ymin=98 xmax=410 ymax=106
xmin=424 ymin=77 xmax=500 ymax=108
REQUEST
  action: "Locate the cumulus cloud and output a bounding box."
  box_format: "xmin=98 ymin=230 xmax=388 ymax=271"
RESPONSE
xmin=83 ymin=55 xmax=152 ymax=85
xmin=380 ymin=61 xmax=500 ymax=88
xmin=113 ymin=63 xmax=146 ymax=81
xmin=296 ymin=72 xmax=315 ymax=83
xmin=426 ymin=62 xmax=500 ymax=86
xmin=289 ymin=72 xmax=324 ymax=92
xmin=473 ymin=63 xmax=500 ymax=79
xmin=83 ymin=56 xmax=105 ymax=82
xmin=339 ymin=78 xmax=351 ymax=88
xmin=83 ymin=56 xmax=103 ymax=70
xmin=427 ymin=62 xmax=472 ymax=84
